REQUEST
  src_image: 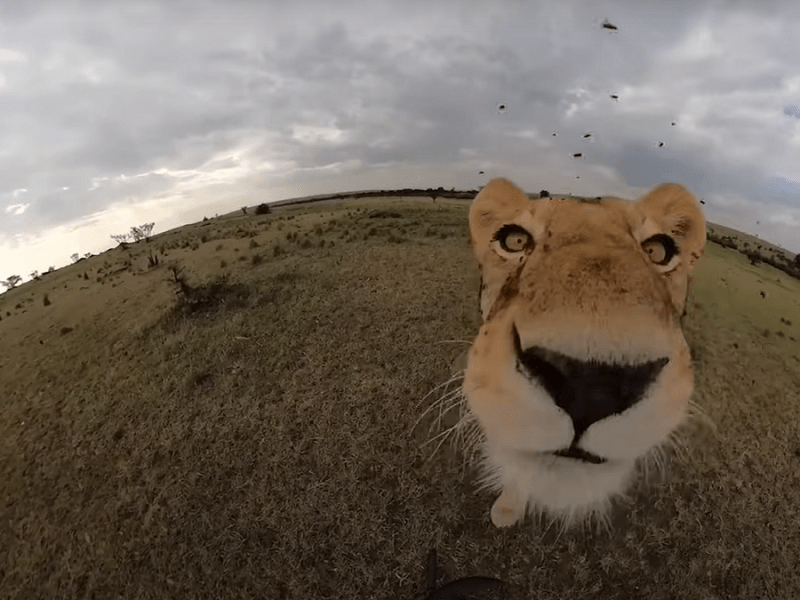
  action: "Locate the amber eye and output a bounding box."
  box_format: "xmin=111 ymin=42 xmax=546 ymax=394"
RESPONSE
xmin=494 ymin=224 xmax=532 ymax=252
xmin=642 ymin=234 xmax=678 ymax=266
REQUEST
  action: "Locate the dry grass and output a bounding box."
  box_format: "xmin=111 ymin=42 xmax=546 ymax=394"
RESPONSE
xmin=1 ymin=195 xmax=799 ymax=600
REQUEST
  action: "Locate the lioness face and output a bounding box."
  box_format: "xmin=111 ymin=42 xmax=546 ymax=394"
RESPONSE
xmin=463 ymin=178 xmax=705 ymax=528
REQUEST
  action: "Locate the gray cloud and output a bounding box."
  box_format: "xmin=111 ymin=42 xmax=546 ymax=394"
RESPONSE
xmin=1 ymin=0 xmax=800 ymax=280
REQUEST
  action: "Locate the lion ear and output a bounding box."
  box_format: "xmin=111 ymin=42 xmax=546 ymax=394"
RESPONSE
xmin=635 ymin=183 xmax=706 ymax=272
xmin=469 ymin=178 xmax=529 ymax=251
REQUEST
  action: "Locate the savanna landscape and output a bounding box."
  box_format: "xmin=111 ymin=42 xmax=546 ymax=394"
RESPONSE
xmin=2 ymin=190 xmax=800 ymax=600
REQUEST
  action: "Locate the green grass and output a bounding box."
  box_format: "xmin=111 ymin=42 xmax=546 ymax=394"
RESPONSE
xmin=1 ymin=196 xmax=799 ymax=599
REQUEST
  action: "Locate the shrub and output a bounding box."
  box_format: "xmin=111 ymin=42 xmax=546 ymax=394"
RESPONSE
xmin=249 ymin=239 xmax=259 ymax=249
xmin=251 ymin=254 xmax=263 ymax=266
xmin=220 ymin=260 xmax=227 ymax=268
xmin=43 ymin=294 xmax=51 ymax=306
xmin=255 ymin=203 xmax=271 ymax=215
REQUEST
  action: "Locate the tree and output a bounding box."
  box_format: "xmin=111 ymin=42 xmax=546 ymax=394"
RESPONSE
xmin=30 ymin=270 xmax=40 ymax=281
xmin=111 ymin=233 xmax=130 ymax=249
xmin=2 ymin=275 xmax=22 ymax=289
xmin=255 ymin=203 xmax=271 ymax=215
xmin=130 ymin=222 xmax=155 ymax=242
xmin=70 ymin=253 xmax=79 ymax=263
xmin=84 ymin=252 xmax=92 ymax=259
xmin=241 ymin=206 xmax=248 ymax=215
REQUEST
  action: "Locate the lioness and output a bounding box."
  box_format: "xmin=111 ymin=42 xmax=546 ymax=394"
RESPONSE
xmin=462 ymin=178 xmax=705 ymax=529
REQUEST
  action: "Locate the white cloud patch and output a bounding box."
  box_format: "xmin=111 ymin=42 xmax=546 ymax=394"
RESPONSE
xmin=5 ymin=203 xmax=30 ymax=215
xmin=0 ymin=48 xmax=28 ymax=62
xmin=1 ymin=0 xmax=800 ymax=287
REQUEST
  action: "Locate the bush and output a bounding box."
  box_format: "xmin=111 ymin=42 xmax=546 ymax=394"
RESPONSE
xmin=249 ymin=239 xmax=259 ymax=249
xmin=255 ymin=203 xmax=271 ymax=215
xmin=43 ymin=294 xmax=51 ymax=306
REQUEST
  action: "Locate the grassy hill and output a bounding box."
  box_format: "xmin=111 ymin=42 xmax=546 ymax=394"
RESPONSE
xmin=1 ymin=192 xmax=799 ymax=599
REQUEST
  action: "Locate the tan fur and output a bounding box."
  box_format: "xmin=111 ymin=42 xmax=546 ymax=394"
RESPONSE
xmin=463 ymin=178 xmax=706 ymax=529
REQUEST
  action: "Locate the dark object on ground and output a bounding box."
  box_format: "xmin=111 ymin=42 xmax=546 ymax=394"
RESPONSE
xmin=410 ymin=549 xmax=507 ymax=600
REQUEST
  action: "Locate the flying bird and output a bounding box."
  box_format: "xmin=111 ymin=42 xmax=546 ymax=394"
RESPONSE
xmin=602 ymin=20 xmax=618 ymax=30
xmin=573 ymin=153 xmax=582 ymax=158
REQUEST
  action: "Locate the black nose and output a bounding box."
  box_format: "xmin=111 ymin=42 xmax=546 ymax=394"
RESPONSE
xmin=513 ymin=327 xmax=669 ymax=441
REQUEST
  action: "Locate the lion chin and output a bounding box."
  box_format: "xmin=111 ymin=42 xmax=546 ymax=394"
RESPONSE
xmin=462 ymin=177 xmax=706 ymax=530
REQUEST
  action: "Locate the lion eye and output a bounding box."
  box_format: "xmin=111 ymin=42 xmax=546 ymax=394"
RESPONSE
xmin=504 ymin=232 xmax=529 ymax=252
xmin=641 ymin=234 xmax=677 ymax=265
xmin=494 ymin=224 xmax=532 ymax=253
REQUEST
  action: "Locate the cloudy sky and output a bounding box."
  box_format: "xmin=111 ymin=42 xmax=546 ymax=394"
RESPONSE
xmin=2 ymin=0 xmax=800 ymax=287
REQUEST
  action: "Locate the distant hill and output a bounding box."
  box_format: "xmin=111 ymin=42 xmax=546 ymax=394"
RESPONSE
xmin=258 ymin=187 xmax=800 ymax=280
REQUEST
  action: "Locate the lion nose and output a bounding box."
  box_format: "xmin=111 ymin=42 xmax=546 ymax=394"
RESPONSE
xmin=513 ymin=329 xmax=669 ymax=440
